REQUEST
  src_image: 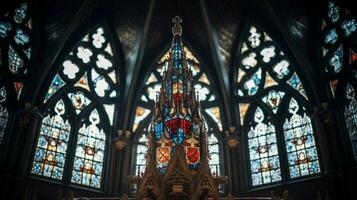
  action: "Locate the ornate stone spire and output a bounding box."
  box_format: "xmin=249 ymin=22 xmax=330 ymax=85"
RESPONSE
xmin=150 ymin=16 xmax=206 ymax=173
xmin=129 ymin=17 xmax=226 ymax=200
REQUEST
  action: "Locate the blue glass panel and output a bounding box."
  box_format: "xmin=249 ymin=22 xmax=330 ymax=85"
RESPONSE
xmin=44 ymin=74 xmax=66 ymax=102
xmin=155 ymin=122 xmax=163 ymax=139
xmin=341 ymin=19 xmax=357 ymax=37
xmin=243 ymin=68 xmax=261 ymax=95
xmin=329 ymin=45 xmax=343 ymax=73
xmin=14 ymin=28 xmax=29 ymax=45
xmin=14 ymin=3 xmax=28 ymax=23
xmin=324 ymin=28 xmax=338 ymax=45
xmin=0 ymin=22 xmax=12 ymax=38
xmin=328 ymin=2 xmax=340 ymax=23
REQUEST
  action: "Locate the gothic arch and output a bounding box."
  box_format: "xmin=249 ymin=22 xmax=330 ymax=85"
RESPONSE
xmin=30 ymin=24 xmax=122 ymax=190
xmin=234 ymin=24 xmax=321 ymax=187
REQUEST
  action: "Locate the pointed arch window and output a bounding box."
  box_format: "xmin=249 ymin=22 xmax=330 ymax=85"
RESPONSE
xmin=208 ymin=133 xmax=221 ymax=176
xmin=321 ymin=1 xmax=357 ymax=162
xmin=344 ymin=84 xmax=357 ymax=161
xmin=0 ymin=2 xmax=32 ymax=145
xmin=236 ymin=25 xmax=320 ymax=187
xmin=133 ymin=134 xmax=148 ymax=176
xmin=132 ymin=46 xmax=223 ymax=175
xmin=0 ymin=87 xmax=9 ymax=144
xmin=247 ymin=107 xmax=281 ymax=186
xmin=31 ymin=26 xmax=119 ymax=189
xmin=283 ymin=98 xmax=320 ymax=178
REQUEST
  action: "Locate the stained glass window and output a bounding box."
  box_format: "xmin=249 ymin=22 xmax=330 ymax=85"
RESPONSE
xmin=208 ymin=133 xmax=220 ymax=176
xmin=0 ymin=2 xmax=32 ymax=145
xmin=344 ymin=84 xmax=357 ymax=161
xmin=236 ymin=25 xmax=320 ymax=186
xmin=32 ymin=26 xmax=119 ymax=189
xmin=132 ymin=46 xmax=222 ymax=132
xmin=31 ymin=100 xmax=70 ymax=180
xmin=322 ymin=1 xmax=357 ymax=162
xmin=283 ymin=98 xmax=320 ymax=178
xmin=0 ymin=87 xmax=9 ymax=144
xmin=71 ymin=109 xmax=106 ymax=188
xmin=248 ymin=107 xmax=281 ymax=186
xmin=132 ymin=46 xmax=223 ymax=175
xmin=133 ymin=107 xmax=151 ymax=132
xmin=134 ymin=134 xmax=148 ymax=176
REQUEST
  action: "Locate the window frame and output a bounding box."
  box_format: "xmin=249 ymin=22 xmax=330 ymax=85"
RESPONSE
xmin=28 ymin=22 xmax=123 ymax=191
xmin=234 ymin=23 xmax=323 ymax=189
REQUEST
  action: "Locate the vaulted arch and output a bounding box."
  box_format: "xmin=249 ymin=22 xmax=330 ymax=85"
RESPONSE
xmin=235 ymin=25 xmax=321 ymax=187
xmin=31 ymin=25 xmax=121 ymax=189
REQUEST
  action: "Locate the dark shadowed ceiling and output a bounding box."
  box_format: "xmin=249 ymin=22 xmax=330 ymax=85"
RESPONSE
xmin=25 ymin=0 xmax=356 ymax=129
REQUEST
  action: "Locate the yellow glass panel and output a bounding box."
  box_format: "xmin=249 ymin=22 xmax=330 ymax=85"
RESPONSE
xmin=74 ymin=72 xmax=90 ymax=91
xmin=173 ymin=83 xmax=178 ymax=94
xmin=108 ymin=71 xmax=117 ymax=84
xmin=264 ymin=72 xmax=278 ymax=88
xmin=237 ymin=68 xmax=246 ymax=83
xmin=133 ymin=106 xmax=151 ymax=132
xmin=241 ymin=42 xmax=248 ymax=53
xmin=184 ymin=46 xmax=199 ymax=63
xmin=239 ymin=103 xmax=250 ymax=125
xmin=205 ymin=107 xmax=223 ymax=131
xmin=146 ymin=73 xmax=158 ymax=84
xmin=199 ymin=73 xmax=210 ymax=85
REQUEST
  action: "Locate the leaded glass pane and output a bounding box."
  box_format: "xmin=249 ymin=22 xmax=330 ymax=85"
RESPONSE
xmin=194 ymin=84 xmax=210 ymax=101
xmin=0 ymin=3 xmax=31 ymax=76
xmin=32 ymin=26 xmax=118 ymax=187
xmin=283 ymin=98 xmax=320 ymax=178
xmin=71 ymin=109 xmax=106 ymax=188
xmin=243 ymin=68 xmax=262 ymax=96
xmin=0 ymin=2 xmax=32 ymax=148
xmin=31 ymin=100 xmax=71 ymax=180
xmin=44 ymin=74 xmax=66 ymax=102
xmin=68 ymin=91 xmax=91 ymax=114
xmin=133 ymin=106 xmax=151 ymax=132
xmin=0 ymin=87 xmax=9 ymax=144
xmin=237 ymin=25 xmax=308 ymax=99
xmin=205 ymin=107 xmax=223 ymax=131
xmin=8 ymin=45 xmax=24 ymax=74
xmin=248 ymin=107 xmax=281 ymax=186
xmin=262 ymin=90 xmax=285 ymax=114
xmin=135 ymin=134 xmax=148 ymax=176
xmin=242 ymin=53 xmax=257 ymax=69
xmin=322 ymin=1 xmax=357 ymax=163
xmin=208 ymin=134 xmax=220 ymax=176
xmin=238 ymin=24 xmax=319 ymax=187
xmin=239 ymin=103 xmax=250 ymax=125
xmin=344 ymin=84 xmax=357 ymax=161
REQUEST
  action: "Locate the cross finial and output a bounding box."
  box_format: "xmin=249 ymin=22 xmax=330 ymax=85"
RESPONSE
xmin=172 ymin=16 xmax=182 ymax=24
xmin=172 ymin=16 xmax=182 ymax=36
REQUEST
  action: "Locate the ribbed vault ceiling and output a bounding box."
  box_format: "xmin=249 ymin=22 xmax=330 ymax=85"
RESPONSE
xmin=15 ymin=0 xmax=357 ymax=130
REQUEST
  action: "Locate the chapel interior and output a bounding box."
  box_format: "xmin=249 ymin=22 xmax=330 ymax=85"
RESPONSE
xmin=0 ymin=0 xmax=357 ymax=199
